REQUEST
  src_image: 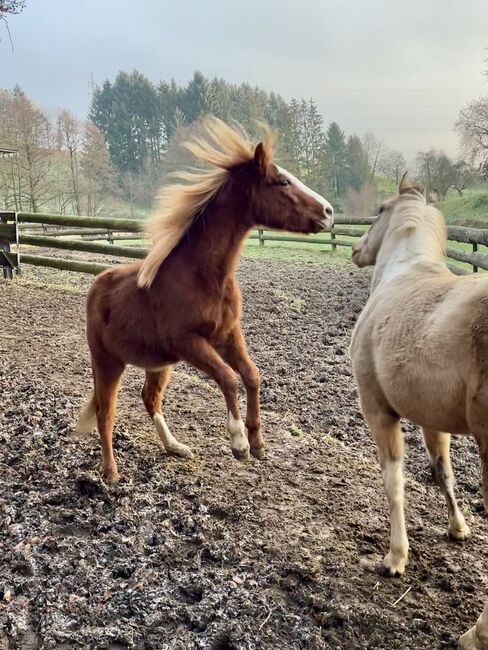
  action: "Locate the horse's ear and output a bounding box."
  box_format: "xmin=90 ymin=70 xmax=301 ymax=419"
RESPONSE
xmin=399 ymin=171 xmax=412 ymax=194
xmin=427 ymin=189 xmax=440 ymax=204
xmin=253 ymin=142 xmax=269 ymax=176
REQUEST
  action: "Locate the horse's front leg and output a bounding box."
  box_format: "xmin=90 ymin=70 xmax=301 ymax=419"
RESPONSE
xmin=177 ymin=335 xmax=250 ymax=461
xmin=218 ymin=326 xmax=264 ymax=459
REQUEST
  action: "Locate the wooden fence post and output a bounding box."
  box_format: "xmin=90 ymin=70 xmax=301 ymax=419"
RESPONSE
xmin=472 ymin=242 xmax=478 ymax=273
xmin=107 ymin=228 xmax=114 ymax=245
xmin=331 ymin=224 xmax=337 ymax=254
xmin=258 ymin=228 xmax=264 ymax=246
xmin=0 ymin=212 xmax=19 ymax=279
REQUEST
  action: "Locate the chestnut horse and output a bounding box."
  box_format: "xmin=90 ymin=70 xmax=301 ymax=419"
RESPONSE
xmin=76 ymin=117 xmax=334 ymax=482
xmin=349 ymin=173 xmax=487 ymax=576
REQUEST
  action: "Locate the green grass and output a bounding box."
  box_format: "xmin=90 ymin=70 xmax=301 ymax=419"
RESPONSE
xmin=438 ymin=191 xmax=488 ymax=226
xmin=243 ymin=238 xmax=352 ymax=265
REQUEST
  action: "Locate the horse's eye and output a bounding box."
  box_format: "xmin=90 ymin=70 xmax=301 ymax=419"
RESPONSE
xmin=378 ymin=206 xmax=384 ymax=214
xmin=278 ymin=178 xmax=291 ymax=186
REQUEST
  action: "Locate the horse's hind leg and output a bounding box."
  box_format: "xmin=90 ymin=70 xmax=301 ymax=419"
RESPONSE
xmin=422 ymin=428 xmax=470 ymax=540
xmin=473 ymin=431 xmax=488 ymax=513
xmin=364 ymin=408 xmax=408 ymax=576
xmin=93 ymin=355 xmax=124 ymax=483
xmin=142 ymin=368 xmax=192 ymax=459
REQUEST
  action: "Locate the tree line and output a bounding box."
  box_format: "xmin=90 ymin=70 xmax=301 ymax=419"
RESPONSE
xmin=88 ymin=69 xmax=412 ymax=213
xmin=0 ymin=87 xmax=116 ymax=215
xmin=0 ymin=70 xmax=479 ymax=217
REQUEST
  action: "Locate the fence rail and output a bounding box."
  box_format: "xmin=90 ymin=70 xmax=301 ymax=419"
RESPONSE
xmin=0 ymin=210 xmax=486 ymax=277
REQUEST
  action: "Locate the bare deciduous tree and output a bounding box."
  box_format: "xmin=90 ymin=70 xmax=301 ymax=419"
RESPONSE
xmin=456 ymin=97 xmax=488 ymax=170
xmin=0 ymin=1 xmax=26 ymax=49
xmin=81 ymin=122 xmax=116 ymax=215
xmin=0 ymin=87 xmax=54 ymax=211
xmin=378 ymin=149 xmax=406 ymax=184
xmin=343 ymin=182 xmax=377 ymax=217
xmin=57 ymin=110 xmax=82 ymax=214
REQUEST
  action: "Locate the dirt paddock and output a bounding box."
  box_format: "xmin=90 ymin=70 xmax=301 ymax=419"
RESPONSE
xmin=0 ymin=254 xmax=487 ymax=649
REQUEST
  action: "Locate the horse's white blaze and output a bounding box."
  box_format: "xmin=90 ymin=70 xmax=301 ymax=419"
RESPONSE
xmin=227 ymin=412 xmax=249 ymax=454
xmin=276 ymin=165 xmax=334 ymax=228
xmin=153 ymin=413 xmax=193 ymax=458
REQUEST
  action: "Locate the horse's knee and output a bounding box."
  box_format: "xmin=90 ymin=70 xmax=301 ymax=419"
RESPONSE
xmin=218 ymin=367 xmax=239 ymax=395
xmin=242 ymin=366 xmax=260 ymax=391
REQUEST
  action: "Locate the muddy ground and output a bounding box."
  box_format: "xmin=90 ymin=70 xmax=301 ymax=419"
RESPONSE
xmin=0 ymin=254 xmax=487 ymax=650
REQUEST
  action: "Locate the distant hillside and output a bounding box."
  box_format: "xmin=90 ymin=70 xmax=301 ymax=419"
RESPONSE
xmin=438 ymin=191 xmax=488 ymax=226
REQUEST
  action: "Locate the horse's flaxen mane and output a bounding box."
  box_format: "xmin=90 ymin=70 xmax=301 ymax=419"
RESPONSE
xmin=137 ymin=117 xmax=275 ymax=288
xmin=386 ymin=192 xmax=447 ymax=262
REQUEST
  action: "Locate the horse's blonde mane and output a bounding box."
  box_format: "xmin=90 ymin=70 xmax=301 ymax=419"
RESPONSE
xmin=389 ymin=193 xmax=446 ymax=257
xmin=137 ymin=117 xmax=274 ymax=288
xmin=371 ymin=192 xmax=447 ymax=290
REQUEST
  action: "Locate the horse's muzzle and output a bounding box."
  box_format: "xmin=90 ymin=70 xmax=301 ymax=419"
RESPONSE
xmin=321 ymin=206 xmax=334 ymax=230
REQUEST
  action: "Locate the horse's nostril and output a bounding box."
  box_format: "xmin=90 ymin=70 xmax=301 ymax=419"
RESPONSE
xmin=325 ymin=206 xmax=333 ymax=216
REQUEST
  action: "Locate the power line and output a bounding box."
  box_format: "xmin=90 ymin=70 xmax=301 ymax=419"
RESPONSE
xmin=317 ymin=103 xmax=463 ymax=108
xmin=361 ymin=128 xmax=455 ymax=132
xmin=262 ymin=86 xmax=485 ymax=93
xmin=330 ymin=115 xmax=455 ymax=119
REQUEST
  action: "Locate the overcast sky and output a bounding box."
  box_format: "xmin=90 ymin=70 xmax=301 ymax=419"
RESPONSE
xmin=2 ymin=0 xmax=488 ymax=159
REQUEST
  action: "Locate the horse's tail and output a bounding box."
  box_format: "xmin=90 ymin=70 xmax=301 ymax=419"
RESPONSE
xmin=75 ymin=391 xmax=97 ymax=434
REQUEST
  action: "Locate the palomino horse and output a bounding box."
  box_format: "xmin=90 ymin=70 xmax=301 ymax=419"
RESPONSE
xmin=349 ymin=173 xmax=487 ymax=576
xmin=460 ymin=603 xmax=488 ymax=649
xmin=76 ymin=117 xmax=334 ymax=482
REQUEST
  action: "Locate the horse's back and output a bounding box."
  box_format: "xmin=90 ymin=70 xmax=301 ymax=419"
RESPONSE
xmin=352 ymin=270 xmax=488 ymax=433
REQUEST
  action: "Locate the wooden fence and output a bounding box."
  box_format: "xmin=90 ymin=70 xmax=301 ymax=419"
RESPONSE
xmin=0 ymin=210 xmax=487 ymax=277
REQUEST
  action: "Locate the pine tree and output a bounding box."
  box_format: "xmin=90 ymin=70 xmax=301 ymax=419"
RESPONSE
xmin=324 ymin=122 xmax=347 ymax=197
xmin=346 ymin=135 xmax=367 ymax=190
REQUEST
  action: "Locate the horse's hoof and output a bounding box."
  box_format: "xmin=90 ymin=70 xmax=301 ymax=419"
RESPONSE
xmin=449 ymin=522 xmax=471 ymax=541
xmin=168 ymin=443 xmax=193 ymax=459
xmin=102 ymin=467 xmax=120 ymax=484
xmin=458 ymin=625 xmax=480 ymax=650
xmin=380 ymin=552 xmax=407 ymax=577
xmin=250 ymin=446 xmax=266 ymax=460
xmin=232 ymin=446 xmax=251 ymax=461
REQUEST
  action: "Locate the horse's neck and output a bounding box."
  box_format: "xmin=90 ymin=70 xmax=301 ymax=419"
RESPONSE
xmin=179 ymin=201 xmax=250 ymax=281
xmin=372 ymin=224 xmax=445 ymax=290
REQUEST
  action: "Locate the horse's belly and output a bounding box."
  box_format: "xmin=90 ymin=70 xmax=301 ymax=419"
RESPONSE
xmin=102 ymin=330 xmax=177 ymax=368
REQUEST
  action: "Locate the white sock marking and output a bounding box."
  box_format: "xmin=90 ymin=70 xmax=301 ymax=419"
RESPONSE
xmin=153 ymin=414 xmax=192 ymax=458
xmin=228 ymin=412 xmax=249 ymax=454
